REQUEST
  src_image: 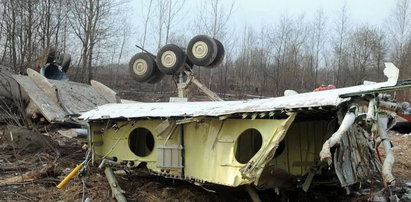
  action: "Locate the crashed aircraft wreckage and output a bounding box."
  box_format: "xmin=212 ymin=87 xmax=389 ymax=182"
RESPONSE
xmin=0 ymin=49 xmax=122 ymax=125
xmin=82 ymin=37 xmax=411 ymax=202
xmin=81 ymin=60 xmax=411 ymax=199
xmin=1 ymin=35 xmax=411 ymax=201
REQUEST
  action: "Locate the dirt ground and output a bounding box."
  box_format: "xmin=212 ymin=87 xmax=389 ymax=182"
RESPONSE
xmin=389 ymin=132 xmax=411 ymax=182
xmin=0 ymin=127 xmax=410 ymax=202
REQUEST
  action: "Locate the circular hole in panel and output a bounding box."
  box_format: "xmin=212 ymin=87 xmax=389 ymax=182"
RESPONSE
xmin=129 ymin=128 xmax=155 ymax=157
xmin=235 ymin=129 xmax=263 ymax=164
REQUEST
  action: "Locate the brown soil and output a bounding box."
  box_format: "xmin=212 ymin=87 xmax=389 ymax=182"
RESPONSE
xmin=389 ymin=132 xmax=411 ymax=182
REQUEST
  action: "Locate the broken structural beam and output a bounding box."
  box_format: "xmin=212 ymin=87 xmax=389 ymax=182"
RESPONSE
xmin=378 ymin=118 xmax=395 ymax=184
xmin=319 ymin=105 xmax=358 ymax=165
xmin=184 ymin=70 xmax=223 ymax=101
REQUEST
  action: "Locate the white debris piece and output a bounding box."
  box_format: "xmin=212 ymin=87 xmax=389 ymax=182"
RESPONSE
xmin=403 ymin=133 xmax=411 ymax=138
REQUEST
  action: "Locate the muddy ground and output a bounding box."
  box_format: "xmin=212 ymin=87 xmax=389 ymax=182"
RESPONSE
xmin=0 ymin=127 xmax=410 ymax=202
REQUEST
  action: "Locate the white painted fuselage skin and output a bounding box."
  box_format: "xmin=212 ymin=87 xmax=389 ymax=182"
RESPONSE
xmin=80 ymin=63 xmax=399 ymax=121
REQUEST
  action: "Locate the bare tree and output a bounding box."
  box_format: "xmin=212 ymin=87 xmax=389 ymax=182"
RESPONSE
xmin=149 ymin=0 xmax=186 ymax=50
xmin=387 ymin=0 xmax=411 ymax=68
xmin=115 ymin=18 xmax=131 ymax=86
xmin=68 ymin=0 xmax=123 ymax=83
xmin=194 ymin=0 xmax=235 ymax=90
xmin=164 ymin=0 xmax=185 ymax=44
xmin=311 ymin=8 xmax=327 ymax=86
xmin=347 ymin=25 xmax=385 ymax=84
xmin=141 ymin=0 xmax=153 ymax=49
xmin=195 ymin=0 xmax=234 ymax=39
xmin=333 ymin=2 xmax=350 ymax=86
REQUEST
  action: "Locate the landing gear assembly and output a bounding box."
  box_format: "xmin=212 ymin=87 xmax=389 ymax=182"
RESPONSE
xmin=128 ymin=35 xmax=225 ymax=101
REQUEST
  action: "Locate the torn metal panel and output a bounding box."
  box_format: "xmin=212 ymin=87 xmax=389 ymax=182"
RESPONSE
xmin=49 ymin=79 xmax=111 ymax=114
xmin=241 ymin=113 xmax=296 ymax=183
xmin=183 ymin=118 xmax=294 ymax=186
xmin=11 ymin=69 xmax=113 ymax=122
xmin=12 ymin=75 xmax=66 ymax=122
xmin=26 ymin=68 xmax=59 ymax=104
xmin=90 ymin=80 xmax=120 ymax=103
xmin=333 ymin=126 xmax=382 ymax=187
xmin=0 ymin=65 xmax=27 ymax=100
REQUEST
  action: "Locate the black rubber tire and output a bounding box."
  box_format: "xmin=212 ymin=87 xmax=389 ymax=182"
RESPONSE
xmin=129 ymin=53 xmax=157 ymax=82
xmin=186 ymin=35 xmax=218 ymax=66
xmin=156 ymin=44 xmax=186 ymax=75
xmin=206 ymin=38 xmax=225 ymax=68
xmin=43 ymin=63 xmax=59 ymax=79
xmin=147 ymin=69 xmax=165 ymax=84
xmin=46 ymin=48 xmax=57 ymax=64
xmin=185 ymin=57 xmax=194 ymax=69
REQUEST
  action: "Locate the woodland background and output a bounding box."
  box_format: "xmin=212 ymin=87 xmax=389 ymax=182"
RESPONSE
xmin=1 ymin=0 xmax=411 ymax=100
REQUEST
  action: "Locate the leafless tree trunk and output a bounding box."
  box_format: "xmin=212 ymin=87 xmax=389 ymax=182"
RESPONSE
xmin=68 ymin=0 xmax=122 ymax=83
xmin=388 ymin=0 xmax=411 ymax=67
xmin=334 ymin=2 xmax=350 ymax=86
xmin=141 ymin=0 xmax=153 ymax=48
xmin=195 ymin=0 xmax=235 ymax=90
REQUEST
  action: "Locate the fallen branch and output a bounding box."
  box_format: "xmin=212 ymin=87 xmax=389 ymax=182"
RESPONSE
xmin=0 ymin=164 xmax=53 ymax=186
xmin=105 ymin=167 xmax=127 ymax=202
xmin=245 ymin=185 xmax=261 ymax=202
xmin=0 ymin=166 xmax=28 ymax=172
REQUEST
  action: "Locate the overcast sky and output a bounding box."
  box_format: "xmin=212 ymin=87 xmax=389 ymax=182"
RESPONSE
xmin=232 ymin=0 xmax=393 ymax=26
xmin=128 ymin=0 xmax=397 ymax=54
xmin=132 ymin=0 xmax=394 ymax=28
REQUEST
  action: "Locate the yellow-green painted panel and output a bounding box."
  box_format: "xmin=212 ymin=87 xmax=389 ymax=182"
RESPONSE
xmin=183 ymin=118 xmax=293 ymax=186
xmin=90 ymin=116 xmax=336 ymax=187
xmin=271 ymin=120 xmax=335 ymax=176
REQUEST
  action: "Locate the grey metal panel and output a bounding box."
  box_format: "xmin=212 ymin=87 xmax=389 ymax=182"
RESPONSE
xmin=12 ymin=75 xmax=66 ymax=122
xmin=12 ymin=74 xmax=111 ymax=122
xmin=156 ymin=145 xmax=184 ymax=169
xmin=0 ymin=66 xmax=28 ymax=100
xmin=50 ymin=80 xmax=110 ymax=114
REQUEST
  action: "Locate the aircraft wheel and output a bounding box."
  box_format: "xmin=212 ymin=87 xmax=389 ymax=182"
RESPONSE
xmin=206 ymin=38 xmax=225 ymax=68
xmin=156 ymin=44 xmax=186 ymax=75
xmin=46 ymin=48 xmax=57 ymax=64
xmin=187 ymin=35 xmax=218 ymax=66
xmin=129 ymin=53 xmax=158 ymax=82
xmin=147 ymin=71 xmax=165 ymax=84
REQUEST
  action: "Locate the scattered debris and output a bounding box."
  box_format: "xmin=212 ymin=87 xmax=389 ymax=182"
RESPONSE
xmin=58 ymin=128 xmax=88 ymax=139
